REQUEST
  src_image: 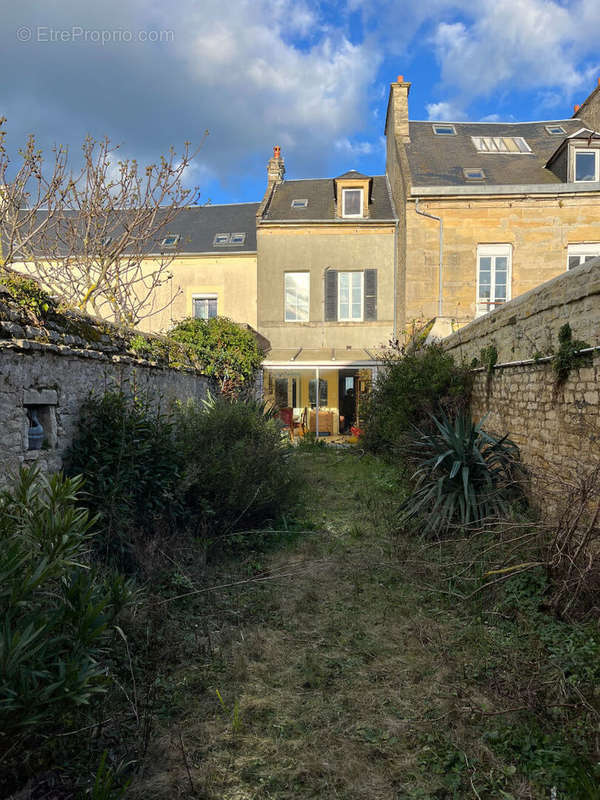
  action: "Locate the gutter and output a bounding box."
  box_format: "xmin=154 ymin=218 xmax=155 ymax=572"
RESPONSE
xmin=411 ymin=182 xmax=600 ymax=197
xmin=415 ymin=198 xmax=443 ymax=318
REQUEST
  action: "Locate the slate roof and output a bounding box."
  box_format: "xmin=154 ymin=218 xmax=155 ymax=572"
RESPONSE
xmin=406 ymin=119 xmax=589 ymax=187
xmin=152 ymin=202 xmax=259 ymax=253
xmin=262 ymin=176 xmax=395 ymax=222
xmin=335 ymin=170 xmax=371 ymax=180
xmin=6 ymin=203 xmax=259 ymax=257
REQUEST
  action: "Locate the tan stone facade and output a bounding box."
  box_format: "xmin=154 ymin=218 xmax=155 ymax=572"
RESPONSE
xmin=404 ymin=192 xmax=600 ymax=324
xmin=139 ymin=253 xmax=257 ymax=334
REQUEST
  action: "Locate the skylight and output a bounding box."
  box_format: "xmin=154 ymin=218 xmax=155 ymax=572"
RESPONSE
xmin=213 ymin=232 xmax=246 ymax=246
xmin=463 ymin=168 xmax=486 ymax=181
xmin=546 ymin=125 xmax=566 ymax=135
xmin=291 ymin=199 xmax=309 ymax=208
xmin=161 ymin=234 xmax=180 ymax=247
xmin=471 ymin=136 xmax=531 ymax=153
xmin=432 ymin=124 xmax=456 ymax=135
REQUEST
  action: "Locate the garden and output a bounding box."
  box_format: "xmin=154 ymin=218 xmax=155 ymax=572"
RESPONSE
xmin=2 ymin=339 xmax=600 ymax=799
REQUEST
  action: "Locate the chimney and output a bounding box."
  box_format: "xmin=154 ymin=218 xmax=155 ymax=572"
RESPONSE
xmin=387 ymin=75 xmax=411 ymax=143
xmin=574 ymin=104 xmax=581 ymax=113
xmin=267 ymin=145 xmax=285 ymax=186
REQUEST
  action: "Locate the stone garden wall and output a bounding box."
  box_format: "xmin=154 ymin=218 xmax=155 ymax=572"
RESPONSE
xmin=0 ymin=280 xmax=208 ymax=482
xmin=442 ymin=259 xmax=600 ymax=481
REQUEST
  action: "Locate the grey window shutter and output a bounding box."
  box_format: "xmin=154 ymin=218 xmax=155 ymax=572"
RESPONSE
xmin=364 ymin=269 xmax=377 ymax=320
xmin=324 ymin=269 xmax=338 ymax=321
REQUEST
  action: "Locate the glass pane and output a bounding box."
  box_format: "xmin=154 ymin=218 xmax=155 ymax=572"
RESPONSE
xmin=479 ymin=256 xmax=492 ymax=269
xmin=479 ymin=285 xmax=491 ymax=300
xmin=275 ymin=378 xmax=288 ymax=408
xmin=343 ymin=190 xmax=361 ymax=216
xmin=207 ymin=298 xmax=217 ymax=318
xmin=285 ymin=273 xmax=309 ymax=321
xmin=495 ymin=285 xmax=507 ymax=300
xmin=576 ymin=152 xmax=596 ymax=181
xmin=515 ymin=137 xmax=530 ymax=153
xmin=568 ymin=256 xmax=581 ymax=270
xmin=309 ymin=379 xmax=328 ymax=408
xmin=495 ymin=257 xmax=507 ymax=270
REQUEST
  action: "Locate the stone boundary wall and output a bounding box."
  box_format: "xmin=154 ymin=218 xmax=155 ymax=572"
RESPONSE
xmin=468 ymin=354 xmax=599 ymax=481
xmin=442 ymin=259 xmax=600 ymax=482
xmin=443 ymin=258 xmax=600 ymax=364
xmin=0 ymin=338 xmax=209 ymax=481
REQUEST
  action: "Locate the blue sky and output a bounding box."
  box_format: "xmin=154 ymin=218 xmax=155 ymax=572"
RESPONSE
xmin=1 ymin=0 xmax=599 ymax=205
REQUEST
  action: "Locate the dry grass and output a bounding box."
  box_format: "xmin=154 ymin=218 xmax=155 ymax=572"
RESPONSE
xmin=125 ymin=447 xmax=599 ymax=799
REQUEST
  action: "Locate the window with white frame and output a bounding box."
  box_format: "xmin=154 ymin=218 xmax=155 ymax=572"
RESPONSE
xmin=342 ymin=188 xmax=363 ymax=218
xmin=476 ymin=245 xmax=511 ymax=317
xmin=284 ymin=272 xmax=310 ymax=322
xmin=338 ymin=271 xmax=363 ymax=321
xmin=574 ymin=149 xmax=599 ymax=182
xmin=567 ymin=243 xmax=600 ymax=270
xmin=193 ymin=294 xmax=218 ymax=319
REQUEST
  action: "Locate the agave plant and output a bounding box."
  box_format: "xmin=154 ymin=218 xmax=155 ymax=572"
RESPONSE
xmin=401 ymin=410 xmax=522 ymax=535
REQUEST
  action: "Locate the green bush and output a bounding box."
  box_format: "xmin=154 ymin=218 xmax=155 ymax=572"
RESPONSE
xmin=169 ymin=316 xmax=265 ymax=396
xmin=363 ymin=342 xmax=471 ymax=455
xmin=174 ymin=395 xmax=297 ymax=539
xmin=400 ymin=410 xmax=522 ymax=536
xmin=0 ymin=467 xmax=136 ymax=774
xmin=67 ymin=392 xmax=182 ymax=568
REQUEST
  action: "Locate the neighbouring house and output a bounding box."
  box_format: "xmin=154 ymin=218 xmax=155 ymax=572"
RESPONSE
xmin=385 ymin=76 xmax=600 ymax=337
xmin=255 ymin=147 xmax=397 ymax=435
xmin=133 ymin=202 xmax=259 ymax=333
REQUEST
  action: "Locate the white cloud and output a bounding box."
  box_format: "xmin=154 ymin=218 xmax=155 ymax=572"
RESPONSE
xmin=426 ymin=101 xmax=468 ymax=121
xmin=334 ymin=137 xmax=382 ymax=156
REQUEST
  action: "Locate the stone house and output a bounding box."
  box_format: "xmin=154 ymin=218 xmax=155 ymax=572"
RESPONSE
xmin=136 ymin=202 xmax=259 ymax=333
xmin=385 ymin=76 xmax=600 ymax=337
xmin=255 ymin=147 xmax=397 ymax=434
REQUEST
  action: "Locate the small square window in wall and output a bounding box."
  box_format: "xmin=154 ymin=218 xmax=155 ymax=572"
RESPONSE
xmin=342 ymin=188 xmax=363 ymax=218
xmin=432 ymin=124 xmax=456 ymax=135
xmin=193 ymin=295 xmax=218 ymax=319
xmin=574 ymin=150 xmax=599 ymax=182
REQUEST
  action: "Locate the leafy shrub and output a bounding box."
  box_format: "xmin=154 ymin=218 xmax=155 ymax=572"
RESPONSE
xmin=169 ymin=316 xmax=265 ymax=396
xmin=363 ymin=341 xmax=471 ymax=455
xmin=174 ymin=395 xmax=297 ymax=539
xmin=67 ymin=392 xmax=182 ymax=568
xmin=400 ymin=410 xmax=522 ymax=535
xmin=0 ymin=468 xmax=136 ymax=776
xmin=553 ymin=322 xmax=591 ymax=385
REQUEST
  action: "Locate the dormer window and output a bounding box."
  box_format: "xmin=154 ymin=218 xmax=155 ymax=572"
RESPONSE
xmin=291 ymin=199 xmax=308 ymax=208
xmin=161 ymin=234 xmax=180 ymax=247
xmin=546 ymin=125 xmax=566 ymax=135
xmin=574 ymin=149 xmax=599 ymax=182
xmin=342 ymin=188 xmax=363 ymax=218
xmin=432 ymin=124 xmax=456 ymax=135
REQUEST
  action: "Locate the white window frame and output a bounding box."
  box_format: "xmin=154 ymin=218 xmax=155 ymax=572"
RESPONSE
xmin=432 ymin=124 xmax=456 ymax=136
xmin=192 ymin=293 xmax=218 ymax=319
xmin=476 ymin=244 xmax=512 ymax=317
xmin=566 ymin=243 xmax=600 ymax=270
xmin=284 ymin=272 xmax=310 ymax=322
xmin=291 ymin=199 xmax=308 ymax=208
xmin=573 ymin=149 xmax=599 ymax=182
xmin=342 ymin=188 xmax=363 ymax=218
xmin=338 ymin=270 xmax=364 ymax=322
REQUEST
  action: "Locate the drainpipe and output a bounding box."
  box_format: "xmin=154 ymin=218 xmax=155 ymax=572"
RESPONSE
xmin=315 ymin=367 xmax=320 ymax=437
xmin=415 ymin=197 xmax=443 ymax=318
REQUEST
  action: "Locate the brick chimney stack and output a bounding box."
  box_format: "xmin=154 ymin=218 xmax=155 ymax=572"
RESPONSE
xmin=387 ymin=75 xmax=412 ymax=143
xmin=267 ymin=145 xmax=285 ymax=186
